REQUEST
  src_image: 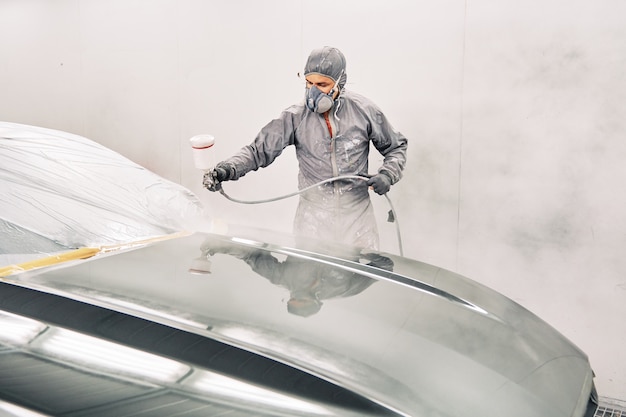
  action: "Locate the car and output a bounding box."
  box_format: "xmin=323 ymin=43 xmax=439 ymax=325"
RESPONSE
xmin=0 ymin=122 xmax=598 ymax=416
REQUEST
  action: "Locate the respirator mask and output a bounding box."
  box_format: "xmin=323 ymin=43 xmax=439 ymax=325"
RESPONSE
xmin=304 ymin=71 xmax=342 ymax=114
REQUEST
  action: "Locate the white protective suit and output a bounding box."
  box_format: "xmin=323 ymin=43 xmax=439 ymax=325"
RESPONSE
xmin=222 ymin=47 xmax=408 ymax=250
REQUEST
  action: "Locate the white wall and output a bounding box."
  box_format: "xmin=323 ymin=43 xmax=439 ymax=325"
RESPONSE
xmin=1 ymin=0 xmax=624 ymax=400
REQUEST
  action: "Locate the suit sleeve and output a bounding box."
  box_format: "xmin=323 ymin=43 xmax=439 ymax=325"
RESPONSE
xmin=369 ymin=109 xmax=408 ymax=184
xmin=224 ymin=110 xmax=298 ymax=180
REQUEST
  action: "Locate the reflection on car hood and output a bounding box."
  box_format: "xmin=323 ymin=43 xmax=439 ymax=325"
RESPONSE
xmin=2 ymin=230 xmax=594 ymax=417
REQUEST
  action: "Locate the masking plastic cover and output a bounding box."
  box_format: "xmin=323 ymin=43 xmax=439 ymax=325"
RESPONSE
xmin=0 ymin=121 xmax=209 ymax=264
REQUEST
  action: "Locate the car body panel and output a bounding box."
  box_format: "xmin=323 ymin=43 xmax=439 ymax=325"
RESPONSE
xmin=1 ymin=231 xmax=595 ymax=417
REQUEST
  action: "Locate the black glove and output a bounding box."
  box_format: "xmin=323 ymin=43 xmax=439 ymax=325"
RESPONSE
xmin=204 ymin=162 xmax=235 ymax=192
xmin=367 ymin=173 xmax=392 ymax=195
xmin=214 ymin=162 xmax=236 ymax=181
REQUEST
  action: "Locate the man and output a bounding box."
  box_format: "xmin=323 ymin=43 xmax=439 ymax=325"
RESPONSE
xmin=206 ymin=46 xmax=408 ymax=250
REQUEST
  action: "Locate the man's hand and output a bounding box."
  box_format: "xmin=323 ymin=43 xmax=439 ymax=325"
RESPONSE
xmin=203 ymin=162 xmax=235 ymax=192
xmin=214 ymin=162 xmax=235 ymax=182
xmin=367 ymin=173 xmax=392 ymax=195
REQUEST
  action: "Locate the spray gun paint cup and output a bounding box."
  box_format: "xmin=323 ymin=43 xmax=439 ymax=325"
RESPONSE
xmin=190 ymin=134 xmax=216 ymax=171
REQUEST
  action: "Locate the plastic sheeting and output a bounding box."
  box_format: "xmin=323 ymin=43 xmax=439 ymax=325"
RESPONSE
xmin=0 ymin=122 xmax=210 ymax=263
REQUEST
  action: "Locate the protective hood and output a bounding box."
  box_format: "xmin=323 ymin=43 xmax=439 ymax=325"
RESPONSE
xmin=304 ymin=46 xmax=347 ymax=90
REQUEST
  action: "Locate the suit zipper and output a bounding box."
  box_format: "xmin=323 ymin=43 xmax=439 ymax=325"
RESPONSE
xmin=324 ymin=111 xmax=340 ymax=234
xmin=324 ymin=112 xmax=339 ymax=179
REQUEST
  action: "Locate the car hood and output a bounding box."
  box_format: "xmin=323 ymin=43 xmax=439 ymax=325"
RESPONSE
xmin=1 ymin=230 xmax=594 ymax=417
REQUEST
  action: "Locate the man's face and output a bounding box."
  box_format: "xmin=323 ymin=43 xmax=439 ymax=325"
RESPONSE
xmin=305 ymin=74 xmax=338 ymax=97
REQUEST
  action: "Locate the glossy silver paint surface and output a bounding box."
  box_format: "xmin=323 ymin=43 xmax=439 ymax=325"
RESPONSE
xmin=3 ymin=230 xmax=595 ymax=417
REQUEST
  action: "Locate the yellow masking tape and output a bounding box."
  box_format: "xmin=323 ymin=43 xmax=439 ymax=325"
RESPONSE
xmin=0 ymin=247 xmax=100 ymax=278
xmin=0 ymin=231 xmax=193 ymax=278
